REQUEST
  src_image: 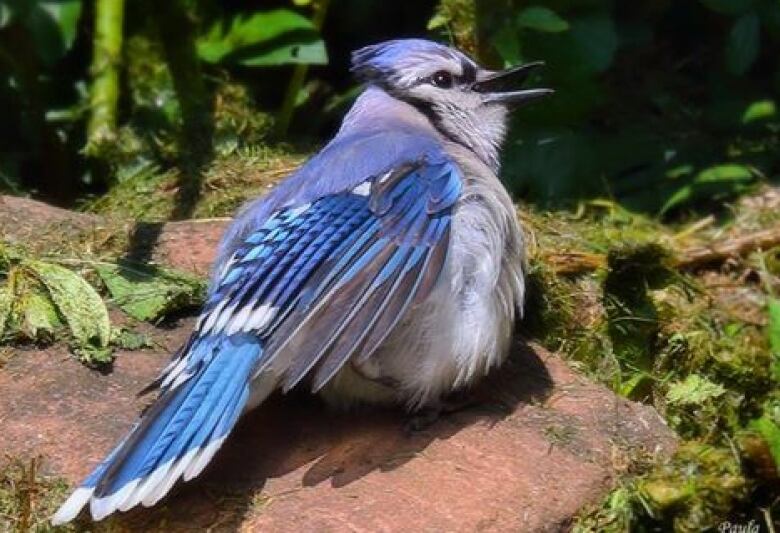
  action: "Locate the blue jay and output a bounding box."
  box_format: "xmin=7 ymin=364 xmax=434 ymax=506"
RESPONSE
xmin=53 ymin=38 xmax=551 ymax=524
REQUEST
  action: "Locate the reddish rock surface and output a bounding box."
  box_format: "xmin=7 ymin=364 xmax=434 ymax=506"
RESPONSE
xmin=0 ymin=196 xmax=677 ymax=532
xmin=0 ymin=195 xmax=99 ymax=236
xmin=0 ymin=195 xmax=229 ymax=277
xmin=142 ymin=218 xmax=230 ymax=276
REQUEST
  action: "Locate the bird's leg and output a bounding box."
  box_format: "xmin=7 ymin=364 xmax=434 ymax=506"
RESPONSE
xmin=442 ymin=388 xmax=481 ymax=412
xmin=404 ymin=389 xmax=479 ymax=433
xmin=404 ymin=406 xmax=442 ymax=433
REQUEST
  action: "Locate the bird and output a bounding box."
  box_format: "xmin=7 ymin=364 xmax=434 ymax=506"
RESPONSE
xmin=52 ymin=38 xmax=552 ymax=524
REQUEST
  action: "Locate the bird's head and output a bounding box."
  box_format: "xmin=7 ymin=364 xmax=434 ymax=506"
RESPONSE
xmin=351 ymin=39 xmax=552 ymax=169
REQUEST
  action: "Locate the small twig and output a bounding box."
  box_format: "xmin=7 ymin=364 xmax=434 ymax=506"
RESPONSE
xmin=763 ymin=502 xmax=777 ymax=533
xmin=672 ymin=215 xmax=715 ymax=241
xmin=674 ymin=225 xmax=780 ymax=269
xmin=541 ymin=251 xmax=606 ymax=275
xmin=542 ymin=224 xmax=780 ymax=275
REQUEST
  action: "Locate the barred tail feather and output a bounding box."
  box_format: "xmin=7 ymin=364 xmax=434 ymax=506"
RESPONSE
xmin=52 ymin=334 xmax=262 ymax=525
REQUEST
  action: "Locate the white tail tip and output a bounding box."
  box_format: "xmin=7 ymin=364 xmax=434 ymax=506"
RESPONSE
xmin=51 ymin=486 xmax=94 ymax=525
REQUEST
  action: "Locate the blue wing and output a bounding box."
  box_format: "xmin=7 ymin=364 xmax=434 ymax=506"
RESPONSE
xmin=53 ymin=157 xmax=462 ymax=524
xmin=184 ymin=157 xmax=461 ymax=391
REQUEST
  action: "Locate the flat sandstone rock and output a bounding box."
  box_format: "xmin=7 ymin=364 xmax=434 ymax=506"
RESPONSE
xmin=0 ymin=196 xmax=676 ymax=531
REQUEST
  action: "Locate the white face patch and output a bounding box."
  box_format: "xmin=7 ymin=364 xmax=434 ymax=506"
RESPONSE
xmin=391 ymin=53 xmax=464 ymax=88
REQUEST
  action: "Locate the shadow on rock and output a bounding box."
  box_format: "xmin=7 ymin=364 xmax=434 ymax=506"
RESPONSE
xmin=106 ymin=340 xmax=552 ymax=531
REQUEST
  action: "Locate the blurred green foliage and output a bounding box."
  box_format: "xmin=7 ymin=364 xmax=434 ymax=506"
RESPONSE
xmin=0 ymin=0 xmax=777 ymax=217
xmin=438 ymin=0 xmax=780 ymax=215
xmin=0 ymin=0 xmax=334 ymax=203
xmin=196 ymin=9 xmax=327 ymax=66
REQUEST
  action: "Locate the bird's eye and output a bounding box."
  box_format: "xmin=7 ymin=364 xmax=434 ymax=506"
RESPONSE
xmin=430 ymin=70 xmax=454 ymax=88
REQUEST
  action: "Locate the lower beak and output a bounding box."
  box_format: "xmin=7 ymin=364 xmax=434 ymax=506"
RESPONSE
xmin=472 ymin=61 xmax=554 ymax=106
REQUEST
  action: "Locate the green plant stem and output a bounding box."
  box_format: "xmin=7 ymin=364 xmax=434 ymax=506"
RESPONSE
xmin=275 ymin=0 xmax=330 ymax=138
xmin=155 ymin=0 xmax=212 ymax=168
xmin=85 ymin=0 xmax=125 ymax=157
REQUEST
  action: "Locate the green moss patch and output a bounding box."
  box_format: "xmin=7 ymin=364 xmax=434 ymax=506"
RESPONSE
xmin=520 ymin=194 xmax=779 ymax=530
xmin=0 ymin=458 xmax=75 ymax=532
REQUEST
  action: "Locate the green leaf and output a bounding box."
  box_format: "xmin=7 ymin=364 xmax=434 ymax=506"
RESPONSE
xmin=28 ymin=261 xmax=110 ymax=349
xmin=0 ymin=2 xmax=12 ymax=28
xmin=197 ymin=9 xmax=327 ymax=66
xmin=237 ymin=38 xmax=326 ymax=67
xmin=666 ymin=374 xmax=726 ymax=405
xmin=662 ymin=187 xmax=697 ymax=215
xmin=22 ymin=0 xmax=82 ymax=65
xmin=699 ymin=0 xmax=754 ymax=15
xmin=769 ymin=298 xmax=780 ymax=382
xmin=0 ymin=266 xmax=61 ymax=341
xmin=696 ymin=163 xmax=755 ymax=183
xmin=73 ymin=343 xmax=113 ymax=365
xmin=427 ymin=12 xmax=450 ymax=31
xmin=0 ymin=0 xmax=27 ymax=26
xmin=517 ymin=6 xmax=569 ymax=33
xmin=742 ymin=99 xmax=777 ymax=123
xmin=39 ymin=0 xmax=81 ymax=51
xmin=726 ymin=12 xmax=760 ymax=76
xmin=570 ymin=15 xmax=618 ymax=73
xmin=666 ymin=164 xmax=695 ymax=179
xmin=748 ymin=414 xmax=780 ymax=469
xmin=111 ymin=327 xmax=152 ymax=350
xmin=492 ymin=24 xmax=522 ymax=67
xmin=95 ymin=263 xmax=206 ymax=322
xmin=19 ymin=281 xmax=61 ymax=341
xmin=770 ymin=298 xmax=780 ymax=353
xmin=660 ymin=164 xmax=755 ymax=214
xmin=0 ymin=284 xmax=10 ymax=337
xmin=618 ymin=371 xmax=652 ymax=399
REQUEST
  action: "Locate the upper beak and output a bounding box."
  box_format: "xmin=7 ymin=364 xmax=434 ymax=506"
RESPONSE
xmin=472 ymin=61 xmax=553 ymax=106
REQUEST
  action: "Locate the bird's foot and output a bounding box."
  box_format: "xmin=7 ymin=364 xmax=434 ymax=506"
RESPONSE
xmin=440 ymin=389 xmax=480 ymax=413
xmin=404 ymin=390 xmax=478 ymax=433
xmin=404 ymin=407 xmax=442 ymax=433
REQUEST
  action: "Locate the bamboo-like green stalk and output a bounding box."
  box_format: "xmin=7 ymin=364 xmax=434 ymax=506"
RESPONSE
xmin=274 ymin=0 xmax=330 ymax=139
xmin=85 ymin=0 xmax=125 ymax=157
xmin=155 ymin=0 xmax=211 ymax=167
xmin=154 ymin=0 xmax=214 ymax=220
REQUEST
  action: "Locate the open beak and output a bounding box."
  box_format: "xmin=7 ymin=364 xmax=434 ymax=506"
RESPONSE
xmin=472 ymin=61 xmax=553 ymax=106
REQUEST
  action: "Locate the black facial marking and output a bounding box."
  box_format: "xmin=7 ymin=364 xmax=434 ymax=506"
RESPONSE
xmin=417 ymin=60 xmax=477 ymax=88
xmin=459 ymin=60 xmax=477 ymax=84
xmin=404 ymin=96 xmax=473 ymax=154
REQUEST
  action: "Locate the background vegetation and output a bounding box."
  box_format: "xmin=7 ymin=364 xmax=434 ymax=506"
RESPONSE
xmin=1 ymin=0 xmax=779 ymax=531
xmin=2 ymin=0 xmax=780 ymax=214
